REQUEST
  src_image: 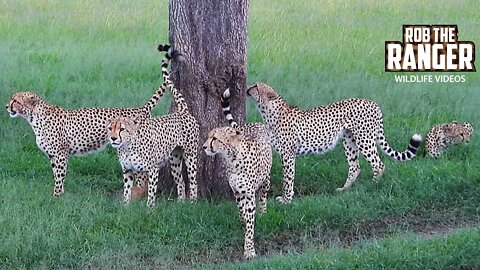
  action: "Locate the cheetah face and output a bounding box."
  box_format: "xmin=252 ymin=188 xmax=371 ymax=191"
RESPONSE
xmin=463 ymin=122 xmax=473 ymax=143
xmin=246 ymin=82 xmax=280 ymax=108
xmin=203 ymin=126 xmax=240 ymax=156
xmin=443 ymin=121 xmax=473 ymax=144
xmin=6 ymin=92 xmax=41 ymax=118
xmin=107 ymin=117 xmax=138 ymax=148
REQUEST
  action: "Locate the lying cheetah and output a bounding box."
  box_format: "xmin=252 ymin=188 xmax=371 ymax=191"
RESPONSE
xmin=6 ymin=45 xmax=179 ymax=196
xmin=247 ymin=83 xmax=422 ymax=203
xmin=201 ymin=88 xmax=272 ymax=259
xmin=108 ymin=80 xmax=199 ymax=208
xmin=425 ymin=121 xmax=473 ymax=157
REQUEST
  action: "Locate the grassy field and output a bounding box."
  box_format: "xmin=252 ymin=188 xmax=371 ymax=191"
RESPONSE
xmin=1 ymin=0 xmax=479 ymax=269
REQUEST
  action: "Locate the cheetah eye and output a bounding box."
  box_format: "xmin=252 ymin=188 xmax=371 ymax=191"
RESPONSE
xmin=108 ymin=127 xmax=112 ymax=131
xmin=120 ymin=128 xmax=125 ymax=132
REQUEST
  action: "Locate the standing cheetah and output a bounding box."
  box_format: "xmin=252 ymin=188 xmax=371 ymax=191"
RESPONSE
xmin=247 ymin=82 xmax=422 ymax=203
xmin=107 ymin=78 xmax=199 ymax=208
xmin=201 ymin=88 xmax=272 ymax=259
xmin=425 ymin=121 xmax=473 ymax=157
xmin=6 ymin=45 xmax=179 ymax=196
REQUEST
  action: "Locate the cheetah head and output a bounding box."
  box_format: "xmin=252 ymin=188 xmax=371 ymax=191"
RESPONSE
xmin=203 ymin=126 xmax=241 ymax=156
xmin=6 ymin=92 xmax=43 ymax=118
xmin=462 ymin=122 xmax=473 ymax=143
xmin=247 ymin=83 xmax=281 ymax=108
xmin=107 ymin=117 xmax=140 ymax=148
xmin=443 ymin=121 xmax=474 ymax=144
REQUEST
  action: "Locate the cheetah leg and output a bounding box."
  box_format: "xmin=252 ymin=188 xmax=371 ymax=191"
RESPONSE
xmin=135 ymin=172 xmax=148 ymax=188
xmin=259 ymin=175 xmax=270 ymax=214
xmin=122 ymin=170 xmax=134 ymax=204
xmin=235 ymin=192 xmax=256 ymax=259
xmin=428 ymin=137 xmax=446 ymax=157
xmin=435 ymin=141 xmax=447 ymax=157
xmin=336 ymin=131 xmax=361 ymax=192
xmin=130 ymin=172 xmax=148 ymax=200
xmin=427 ymin=147 xmax=442 ymax=158
xmin=146 ymin=167 xmax=160 ymax=208
xmin=276 ymin=153 xmax=296 ymax=204
xmin=169 ymin=151 xmax=185 ymax=201
xmin=49 ymin=154 xmax=68 ymax=196
xmin=184 ymin=147 xmax=198 ymax=201
xmin=358 ymin=137 xmax=385 ymax=182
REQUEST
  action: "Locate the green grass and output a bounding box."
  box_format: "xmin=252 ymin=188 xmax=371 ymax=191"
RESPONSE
xmin=210 ymin=227 xmax=480 ymax=270
xmin=1 ymin=0 xmax=479 ymax=269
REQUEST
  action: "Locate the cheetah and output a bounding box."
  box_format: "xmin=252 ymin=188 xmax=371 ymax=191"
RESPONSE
xmin=107 ymin=80 xmax=199 ymax=208
xmin=201 ymin=88 xmax=272 ymax=259
xmin=247 ymin=82 xmax=422 ymax=203
xmin=6 ymin=45 xmax=179 ymax=196
xmin=425 ymin=121 xmax=473 ymax=157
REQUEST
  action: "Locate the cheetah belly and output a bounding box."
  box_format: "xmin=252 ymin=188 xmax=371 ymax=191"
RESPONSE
xmin=66 ymin=119 xmax=110 ymax=156
xmin=70 ymin=140 xmax=109 ymax=156
xmin=296 ymin=127 xmax=345 ymax=156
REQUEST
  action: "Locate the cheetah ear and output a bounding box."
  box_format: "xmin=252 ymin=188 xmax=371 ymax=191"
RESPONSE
xmin=130 ymin=117 xmax=141 ymax=129
xmin=105 ymin=118 xmax=113 ymax=128
xmin=257 ymin=83 xmax=278 ymax=100
xmin=24 ymin=96 xmax=39 ymax=108
xmin=266 ymin=92 xmax=277 ymax=100
xmin=442 ymin=125 xmax=454 ymax=136
xmin=226 ymin=127 xmax=241 ymax=137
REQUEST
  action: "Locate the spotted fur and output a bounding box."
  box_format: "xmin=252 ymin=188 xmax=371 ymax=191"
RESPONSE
xmin=247 ymin=83 xmax=422 ymax=203
xmin=207 ymin=88 xmax=273 ymax=259
xmin=425 ymin=121 xmax=473 ymax=157
xmin=203 ymin=126 xmax=271 ymax=259
xmin=6 ymin=45 xmax=178 ymax=196
xmin=221 ymin=88 xmax=271 ymax=146
xmin=108 ymin=80 xmax=199 ymax=208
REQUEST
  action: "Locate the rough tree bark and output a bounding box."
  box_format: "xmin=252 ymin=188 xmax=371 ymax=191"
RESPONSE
xmin=166 ymin=0 xmax=249 ymax=198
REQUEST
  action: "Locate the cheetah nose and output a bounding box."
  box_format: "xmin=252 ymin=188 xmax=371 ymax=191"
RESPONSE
xmin=202 ymin=145 xmax=207 ymax=149
xmin=111 ymin=137 xmax=118 ymax=141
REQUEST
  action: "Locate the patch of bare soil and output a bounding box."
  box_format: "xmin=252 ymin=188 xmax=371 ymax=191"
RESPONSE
xmin=259 ymin=212 xmax=479 ymax=256
xmin=174 ymin=211 xmax=479 ymax=267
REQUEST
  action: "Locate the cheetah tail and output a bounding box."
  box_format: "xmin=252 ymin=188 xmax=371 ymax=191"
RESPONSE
xmin=166 ymin=82 xmax=189 ymax=113
xmin=221 ymin=88 xmax=238 ymax=128
xmin=143 ymin=44 xmax=184 ymax=113
xmin=377 ymin=133 xmax=422 ymax=161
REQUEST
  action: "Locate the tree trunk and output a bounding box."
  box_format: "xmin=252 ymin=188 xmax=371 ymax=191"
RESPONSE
xmin=166 ymin=0 xmax=249 ymax=199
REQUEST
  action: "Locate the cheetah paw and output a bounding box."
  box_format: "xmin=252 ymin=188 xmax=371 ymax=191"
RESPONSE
xmin=147 ymin=201 xmax=156 ymax=208
xmin=53 ymin=190 xmax=64 ymax=197
xmin=244 ymin=250 xmax=256 ymax=260
xmin=275 ymin=196 xmax=291 ymax=204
